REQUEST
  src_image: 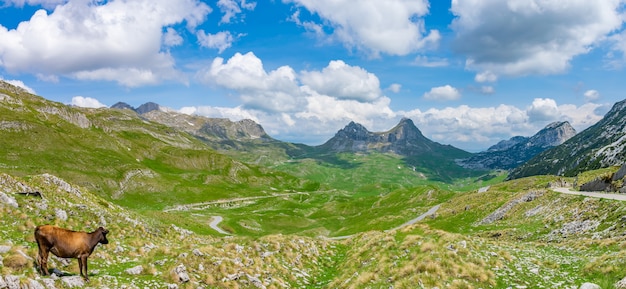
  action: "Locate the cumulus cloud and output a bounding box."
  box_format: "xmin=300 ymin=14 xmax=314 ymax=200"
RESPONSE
xmin=387 ymin=83 xmax=401 ymax=93
xmin=475 ymin=71 xmax=497 ymax=83
xmin=300 ymin=60 xmax=381 ymax=102
xmin=0 ymin=0 xmax=211 ymax=86
xmin=217 ymin=0 xmax=256 ymax=24
xmin=286 ymin=0 xmax=440 ymax=57
xmin=527 ymin=98 xmax=560 ymax=122
xmin=451 ymin=0 xmax=624 ymax=76
xmin=197 ymin=30 xmax=235 ymax=53
xmin=584 ymin=89 xmax=600 ymax=102
xmin=70 ymin=96 xmax=107 ymax=108
xmin=423 ymin=85 xmax=461 ymax=101
xmin=163 ymin=28 xmax=183 ymax=47
xmin=197 ymin=52 xmax=304 ymax=112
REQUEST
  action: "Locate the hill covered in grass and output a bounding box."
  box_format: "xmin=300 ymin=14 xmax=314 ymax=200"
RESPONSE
xmin=0 ymin=81 xmax=317 ymax=212
xmin=1 ymin=172 xmax=625 ymax=288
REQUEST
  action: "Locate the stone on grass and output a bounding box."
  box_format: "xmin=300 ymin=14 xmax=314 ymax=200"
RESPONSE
xmin=61 ymin=276 xmax=85 ymax=288
xmin=579 ymin=283 xmax=601 ymax=289
xmin=173 ymin=264 xmax=190 ymax=283
xmin=125 ymin=265 xmax=144 ymax=275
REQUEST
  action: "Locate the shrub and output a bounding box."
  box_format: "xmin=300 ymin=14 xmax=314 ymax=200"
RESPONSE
xmin=3 ymin=252 xmax=29 ymax=271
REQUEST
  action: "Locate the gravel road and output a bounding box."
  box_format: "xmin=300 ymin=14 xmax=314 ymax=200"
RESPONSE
xmin=551 ymin=187 xmax=626 ymax=201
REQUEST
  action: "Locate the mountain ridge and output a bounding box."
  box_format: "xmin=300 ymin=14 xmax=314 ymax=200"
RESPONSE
xmin=509 ymin=99 xmax=626 ymax=179
xmin=458 ymin=121 xmax=576 ymax=170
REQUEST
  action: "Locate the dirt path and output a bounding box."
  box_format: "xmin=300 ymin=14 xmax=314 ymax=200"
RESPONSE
xmin=552 ymin=187 xmax=626 ymax=201
xmin=386 ymin=204 xmax=441 ymax=232
xmin=163 ymin=191 xmax=310 ymax=212
xmin=209 ymin=216 xmax=230 ymax=235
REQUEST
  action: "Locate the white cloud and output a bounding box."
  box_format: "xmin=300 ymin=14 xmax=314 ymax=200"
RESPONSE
xmin=197 ymin=52 xmax=304 ymax=112
xmin=475 ymin=71 xmax=497 ymax=83
xmin=387 ymin=83 xmax=401 ymax=93
xmin=70 ymin=96 xmax=107 ymax=108
xmin=0 ymin=77 xmax=36 ymax=94
xmin=163 ymin=28 xmax=183 ymax=47
xmin=401 ymin=99 xmax=604 ymax=151
xmin=527 ymin=98 xmax=560 ymax=122
xmin=451 ymin=0 xmax=624 ymax=76
xmin=197 ymin=30 xmax=235 ymax=53
xmin=412 ymin=56 xmax=449 ymax=67
xmin=423 ymin=85 xmax=461 ymax=101
xmin=0 ymin=0 xmax=211 ymax=86
xmin=217 ymin=0 xmax=256 ymax=24
xmin=2 ymin=0 xmax=66 ymax=9
xmin=584 ymin=89 xmax=600 ymax=102
xmin=286 ymin=0 xmax=440 ymax=57
xmin=480 ymin=86 xmax=494 ymax=94
xmin=300 ymin=60 xmax=381 ymax=102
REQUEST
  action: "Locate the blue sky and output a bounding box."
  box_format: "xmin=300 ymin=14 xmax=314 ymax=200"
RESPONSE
xmin=1 ymin=0 xmax=625 ymax=151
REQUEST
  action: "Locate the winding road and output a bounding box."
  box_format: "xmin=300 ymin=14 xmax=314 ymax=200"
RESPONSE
xmin=551 ymin=187 xmax=626 ymax=201
xmin=209 ymin=216 xmax=230 ymax=235
xmin=328 ymin=204 xmax=442 ymax=240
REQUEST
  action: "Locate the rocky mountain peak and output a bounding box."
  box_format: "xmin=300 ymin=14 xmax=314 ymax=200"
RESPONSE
xmin=528 ymin=121 xmax=576 ymax=148
xmin=111 ymin=102 xmax=134 ymax=111
xmin=335 ymin=121 xmax=370 ymax=141
xmin=320 ymin=118 xmax=469 ymax=160
xmin=111 ymin=102 xmax=164 ymax=114
xmin=136 ymin=102 xmax=161 ymax=114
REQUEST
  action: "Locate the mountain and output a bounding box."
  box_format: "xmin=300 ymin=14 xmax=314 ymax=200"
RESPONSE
xmin=320 ymin=118 xmax=468 ymax=156
xmin=316 ymin=118 xmax=478 ymax=182
xmin=458 ymin=121 xmax=576 ymax=170
xmin=508 ymin=99 xmax=626 ymax=179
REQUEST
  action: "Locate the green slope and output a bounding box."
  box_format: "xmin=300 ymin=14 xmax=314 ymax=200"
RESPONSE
xmin=0 ymin=82 xmax=316 ymax=212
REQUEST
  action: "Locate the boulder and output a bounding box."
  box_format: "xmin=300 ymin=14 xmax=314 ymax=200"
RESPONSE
xmin=125 ymin=265 xmax=144 ymax=275
xmin=5 ymin=275 xmax=20 ymax=289
xmin=60 ymin=276 xmax=85 ymax=288
xmin=0 ymin=192 xmax=18 ymax=208
xmin=616 ymin=276 xmax=626 ymax=289
xmin=173 ymin=264 xmax=190 ymax=283
xmin=579 ymin=283 xmax=601 ymax=289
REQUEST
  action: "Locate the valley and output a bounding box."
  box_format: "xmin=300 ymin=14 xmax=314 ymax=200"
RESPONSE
xmin=0 ymin=81 xmax=625 ymax=288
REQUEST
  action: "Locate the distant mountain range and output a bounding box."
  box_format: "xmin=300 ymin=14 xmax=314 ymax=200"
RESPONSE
xmin=111 ymin=100 xmax=607 ymax=181
xmin=4 ymin=80 xmax=625 ymax=185
xmin=458 ymin=121 xmax=576 ymax=170
xmin=509 ymin=99 xmax=626 ymax=179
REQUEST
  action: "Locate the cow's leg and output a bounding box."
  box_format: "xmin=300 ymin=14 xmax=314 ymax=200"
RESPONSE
xmin=39 ymin=249 xmax=50 ymax=275
xmin=79 ymin=256 xmax=89 ymax=281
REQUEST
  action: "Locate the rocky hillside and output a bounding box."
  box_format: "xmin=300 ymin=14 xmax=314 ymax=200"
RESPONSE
xmin=458 ymin=121 xmax=576 ymax=170
xmin=113 ymin=101 xmax=273 ymax=142
xmin=509 ymin=99 xmax=626 ymax=179
xmin=113 ymin=101 xmax=310 ymax=166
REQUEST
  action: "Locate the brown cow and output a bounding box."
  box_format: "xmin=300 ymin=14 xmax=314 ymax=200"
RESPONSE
xmin=34 ymin=225 xmax=109 ymax=281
